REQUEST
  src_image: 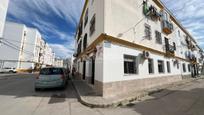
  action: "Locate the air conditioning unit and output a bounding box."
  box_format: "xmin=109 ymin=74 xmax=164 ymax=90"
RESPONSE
xmin=143 ymin=51 xmax=150 ymax=59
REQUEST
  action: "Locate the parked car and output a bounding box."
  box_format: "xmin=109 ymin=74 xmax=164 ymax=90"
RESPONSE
xmin=35 ymin=67 xmax=69 ymax=91
xmin=0 ymin=67 xmax=17 ymax=73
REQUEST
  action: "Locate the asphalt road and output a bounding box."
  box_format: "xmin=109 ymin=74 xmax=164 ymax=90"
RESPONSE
xmin=0 ymin=74 xmax=204 ymax=115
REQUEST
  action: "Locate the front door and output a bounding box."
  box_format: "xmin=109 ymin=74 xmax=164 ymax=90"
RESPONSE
xmin=191 ymin=64 xmax=197 ymax=78
xmin=91 ymin=58 xmax=95 ymax=85
xmin=83 ymin=61 xmax=86 ymax=80
xmin=165 ymin=37 xmax=169 ymax=49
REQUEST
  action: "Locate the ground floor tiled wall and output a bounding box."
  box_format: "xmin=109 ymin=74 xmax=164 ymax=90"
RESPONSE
xmin=74 ymin=39 xmax=200 ymax=98
xmin=75 ymin=72 xmax=93 ymax=84
xmin=94 ymin=75 xmax=184 ymax=98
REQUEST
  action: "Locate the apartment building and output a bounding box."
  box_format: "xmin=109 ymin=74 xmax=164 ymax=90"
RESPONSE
xmin=20 ymin=28 xmax=43 ymax=70
xmin=63 ymin=58 xmax=71 ymax=69
xmin=74 ymin=0 xmax=204 ymax=97
xmin=0 ymin=22 xmax=27 ymax=69
xmin=42 ymin=44 xmax=55 ymax=67
xmin=0 ymin=0 xmax=9 ymax=68
xmin=0 ymin=21 xmax=55 ymax=71
xmin=0 ymin=0 xmax=9 ymax=38
xmin=54 ymin=58 xmax=64 ymax=67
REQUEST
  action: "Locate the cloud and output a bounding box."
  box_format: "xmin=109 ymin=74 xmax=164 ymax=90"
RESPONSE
xmin=49 ymin=40 xmax=75 ymax=58
xmin=7 ymin=0 xmax=84 ymax=25
xmin=7 ymin=0 xmax=85 ymax=58
xmin=161 ymin=0 xmax=204 ymax=48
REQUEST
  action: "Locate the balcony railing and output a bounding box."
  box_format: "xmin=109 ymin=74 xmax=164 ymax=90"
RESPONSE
xmin=166 ymin=44 xmax=175 ymax=56
xmin=143 ymin=2 xmax=161 ymax=21
xmin=162 ymin=20 xmax=173 ymax=35
xmin=191 ymin=57 xmax=197 ymax=63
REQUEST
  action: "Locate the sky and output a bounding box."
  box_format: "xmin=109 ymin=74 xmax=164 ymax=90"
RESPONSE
xmin=6 ymin=0 xmax=204 ymax=58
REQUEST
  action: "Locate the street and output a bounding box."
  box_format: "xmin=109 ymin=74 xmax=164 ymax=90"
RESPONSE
xmin=0 ymin=74 xmax=204 ymax=115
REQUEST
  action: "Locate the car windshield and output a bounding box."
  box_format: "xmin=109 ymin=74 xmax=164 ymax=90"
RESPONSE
xmin=40 ymin=68 xmax=63 ymax=75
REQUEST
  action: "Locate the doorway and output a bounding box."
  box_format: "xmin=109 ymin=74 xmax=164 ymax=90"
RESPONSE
xmin=83 ymin=61 xmax=86 ymax=80
xmin=91 ymin=57 xmax=95 ymax=85
xmin=191 ymin=64 xmax=198 ymax=78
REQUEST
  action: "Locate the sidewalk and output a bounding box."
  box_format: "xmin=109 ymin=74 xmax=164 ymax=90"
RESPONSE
xmin=71 ymin=76 xmax=204 ymax=108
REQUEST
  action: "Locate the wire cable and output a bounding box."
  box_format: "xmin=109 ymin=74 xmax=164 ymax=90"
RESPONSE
xmin=3 ymin=38 xmax=41 ymax=47
xmin=3 ymin=39 xmax=34 ymax=56
xmin=1 ymin=40 xmax=34 ymax=57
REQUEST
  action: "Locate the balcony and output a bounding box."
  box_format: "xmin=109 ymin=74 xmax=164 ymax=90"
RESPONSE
xmin=162 ymin=20 xmax=173 ymax=35
xmin=190 ymin=57 xmax=197 ymax=64
xmin=185 ymin=38 xmax=195 ymax=50
xmin=143 ymin=2 xmax=161 ymax=21
xmin=166 ymin=44 xmax=175 ymax=56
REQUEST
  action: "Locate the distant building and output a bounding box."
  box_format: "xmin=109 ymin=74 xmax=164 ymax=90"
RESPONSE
xmin=63 ymin=58 xmax=71 ymax=69
xmin=74 ymin=0 xmax=204 ymax=97
xmin=0 ymin=21 xmax=55 ymax=71
xmin=0 ymin=0 xmax=9 ymax=38
xmin=20 ymin=28 xmax=42 ymax=70
xmin=54 ymin=58 xmax=63 ymax=67
xmin=42 ymin=44 xmax=55 ymax=66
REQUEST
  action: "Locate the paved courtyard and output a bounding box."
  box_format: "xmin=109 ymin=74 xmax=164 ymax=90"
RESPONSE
xmin=0 ymin=74 xmax=204 ymax=115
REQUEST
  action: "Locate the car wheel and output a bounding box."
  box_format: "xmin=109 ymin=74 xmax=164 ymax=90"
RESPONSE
xmin=35 ymin=88 xmax=40 ymax=91
xmin=9 ymin=71 xmax=13 ymax=73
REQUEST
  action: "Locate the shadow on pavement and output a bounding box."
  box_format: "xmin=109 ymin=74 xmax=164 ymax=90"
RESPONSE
xmin=122 ymin=87 xmax=204 ymax=115
xmin=0 ymin=74 xmax=78 ymax=104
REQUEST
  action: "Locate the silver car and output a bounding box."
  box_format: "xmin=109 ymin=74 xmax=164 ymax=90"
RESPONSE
xmin=35 ymin=67 xmax=69 ymax=91
xmin=0 ymin=67 xmax=17 ymax=73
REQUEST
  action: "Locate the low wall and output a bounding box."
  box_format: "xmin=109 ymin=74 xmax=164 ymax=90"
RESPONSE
xmin=95 ymin=75 xmax=183 ymax=98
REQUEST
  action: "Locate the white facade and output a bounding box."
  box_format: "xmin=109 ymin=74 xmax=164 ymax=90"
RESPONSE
xmin=54 ymin=58 xmax=63 ymax=67
xmin=74 ymin=0 xmax=204 ymax=97
xmin=21 ymin=28 xmax=42 ymax=69
xmin=0 ymin=0 xmax=9 ymax=38
xmin=0 ymin=22 xmax=27 ymax=69
xmin=43 ymin=44 xmax=55 ymax=66
xmin=0 ymin=21 xmax=56 ymax=71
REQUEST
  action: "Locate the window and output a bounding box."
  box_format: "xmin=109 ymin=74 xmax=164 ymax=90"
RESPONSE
xmin=84 ymin=9 xmax=88 ymax=28
xmin=167 ymin=61 xmax=171 ymax=73
xmin=83 ymin=34 xmax=87 ymax=51
xmin=177 ymin=63 xmax=179 ymax=69
xmin=178 ymin=30 xmax=181 ymax=37
xmin=183 ymin=63 xmax=186 ymax=72
xmin=163 ymin=11 xmax=168 ymax=21
xmin=78 ymin=62 xmax=80 ymax=72
xmin=155 ymin=31 xmax=162 ymax=44
xmin=188 ymin=64 xmax=191 ymax=72
xmin=77 ymin=40 xmax=82 ymax=55
xmin=124 ymin=55 xmax=138 ymax=74
xmin=78 ymin=22 xmax=83 ymax=41
xmin=173 ymin=42 xmax=176 ymax=50
xmin=148 ymin=59 xmax=154 ymax=74
xmin=40 ymin=68 xmax=63 ymax=75
xmin=158 ymin=60 xmax=165 ymax=73
xmin=90 ymin=14 xmax=96 ymax=36
xmin=145 ymin=24 xmax=152 ymax=40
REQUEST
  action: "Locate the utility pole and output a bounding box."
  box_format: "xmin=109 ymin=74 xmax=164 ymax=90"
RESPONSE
xmin=19 ymin=31 xmax=26 ymax=69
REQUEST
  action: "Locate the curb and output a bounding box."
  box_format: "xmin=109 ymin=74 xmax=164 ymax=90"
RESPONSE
xmin=71 ymin=77 xmax=204 ymax=108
